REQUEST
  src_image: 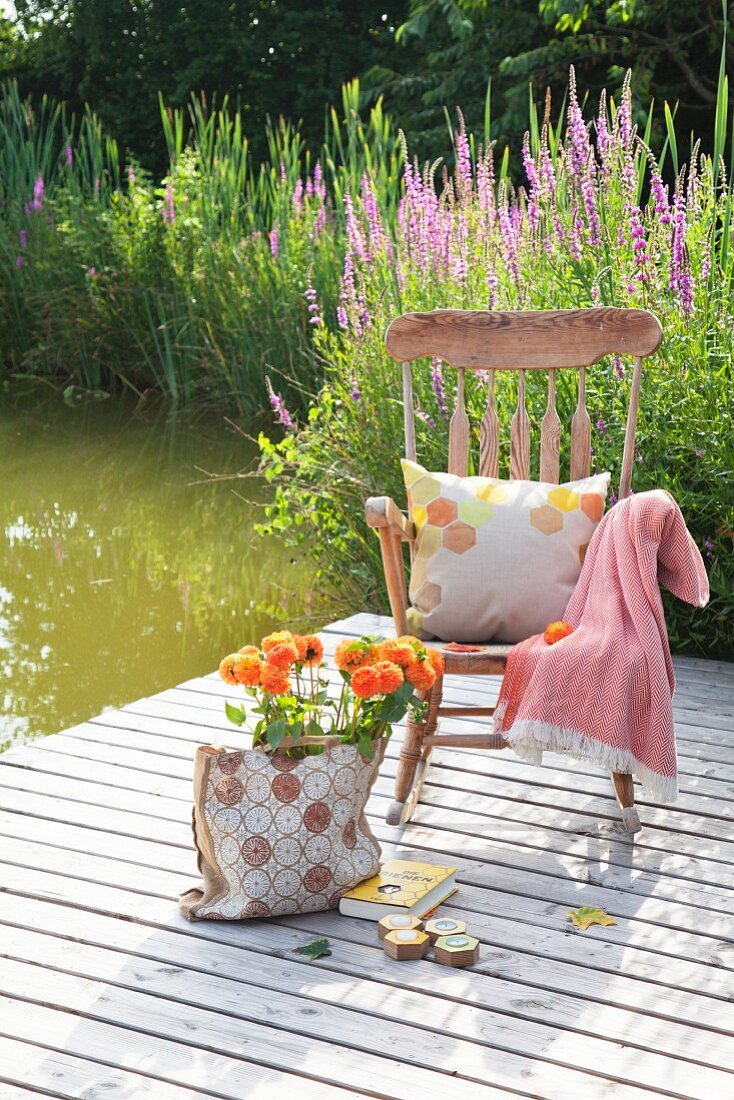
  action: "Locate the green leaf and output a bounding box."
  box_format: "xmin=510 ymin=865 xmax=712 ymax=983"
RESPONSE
xmin=357 ymin=734 xmax=373 ymax=758
xmin=265 ymin=716 xmax=286 ymax=750
xmin=224 ymin=701 xmax=246 ymax=727
xmin=295 ymin=937 xmax=332 ymax=960
xmin=567 ymin=906 xmax=618 ymax=931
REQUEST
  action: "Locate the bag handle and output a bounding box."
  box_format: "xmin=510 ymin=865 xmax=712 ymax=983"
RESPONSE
xmin=260 ymin=734 xmax=346 ymax=752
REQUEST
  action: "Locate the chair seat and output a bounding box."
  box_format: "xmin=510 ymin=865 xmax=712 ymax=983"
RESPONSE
xmin=424 ymin=639 xmax=513 ymax=675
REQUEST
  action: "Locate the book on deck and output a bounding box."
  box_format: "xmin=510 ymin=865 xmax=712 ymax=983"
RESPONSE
xmin=338 ymin=859 xmax=457 ymax=920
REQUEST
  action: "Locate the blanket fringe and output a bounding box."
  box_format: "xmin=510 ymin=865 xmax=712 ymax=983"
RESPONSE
xmin=497 ymin=712 xmax=678 ymax=803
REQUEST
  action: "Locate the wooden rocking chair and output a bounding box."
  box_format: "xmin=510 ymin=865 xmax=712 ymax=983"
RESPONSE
xmin=366 ymin=307 xmax=663 ymax=834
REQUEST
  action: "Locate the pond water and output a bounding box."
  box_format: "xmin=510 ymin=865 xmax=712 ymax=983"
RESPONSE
xmin=0 ymin=384 xmax=313 ymax=749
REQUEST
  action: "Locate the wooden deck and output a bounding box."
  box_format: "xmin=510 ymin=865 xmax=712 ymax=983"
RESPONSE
xmin=1 ymin=611 xmax=733 ymax=1099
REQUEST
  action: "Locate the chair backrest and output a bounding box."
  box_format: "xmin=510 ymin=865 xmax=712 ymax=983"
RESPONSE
xmin=385 ymin=307 xmax=662 ymax=500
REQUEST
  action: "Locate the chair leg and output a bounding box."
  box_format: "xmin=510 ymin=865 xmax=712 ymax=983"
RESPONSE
xmin=611 ymin=771 xmax=641 ymax=834
xmin=386 ymin=677 xmax=442 ymax=826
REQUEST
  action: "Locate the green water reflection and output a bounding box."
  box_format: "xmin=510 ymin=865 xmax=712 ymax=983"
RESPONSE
xmin=0 ymin=385 xmax=313 ymax=748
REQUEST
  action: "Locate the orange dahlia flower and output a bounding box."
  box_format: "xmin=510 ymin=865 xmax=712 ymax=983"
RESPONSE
xmin=544 ymin=620 xmax=574 ymax=645
xmin=374 ymin=638 xmax=417 ymax=669
xmin=261 ymin=630 xmax=296 ymax=655
xmin=335 ymin=638 xmax=375 ymax=672
xmin=265 ymin=639 xmax=299 ymax=670
xmin=372 ymin=660 xmax=404 ymax=694
xmin=232 ymin=652 xmax=263 ymax=687
xmin=260 ymin=663 xmax=291 ymax=695
xmin=218 ymin=653 xmax=240 ymax=686
xmin=294 ymin=633 xmax=324 ymax=666
xmin=350 ymin=664 xmax=383 ymax=699
xmin=426 ymin=648 xmax=446 ymax=678
xmin=405 ymin=659 xmax=437 ymax=692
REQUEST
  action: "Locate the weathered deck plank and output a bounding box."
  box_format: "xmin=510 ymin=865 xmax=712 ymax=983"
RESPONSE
xmin=1 ymin=612 xmax=733 ymax=1099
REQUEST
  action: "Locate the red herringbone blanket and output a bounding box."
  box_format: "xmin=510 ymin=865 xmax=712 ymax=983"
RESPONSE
xmin=494 ymin=490 xmax=709 ymax=801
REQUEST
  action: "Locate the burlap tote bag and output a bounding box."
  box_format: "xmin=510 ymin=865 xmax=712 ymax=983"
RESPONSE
xmin=180 ymin=736 xmax=385 ymax=920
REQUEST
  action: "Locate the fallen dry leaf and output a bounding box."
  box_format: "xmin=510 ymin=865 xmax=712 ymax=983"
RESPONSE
xmin=566 ymin=906 xmax=618 ymax=931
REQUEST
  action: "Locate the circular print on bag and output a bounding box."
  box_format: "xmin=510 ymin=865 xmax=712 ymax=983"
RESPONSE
xmin=333 ymin=858 xmax=358 ymax=886
xmin=329 ymin=745 xmax=354 ymax=766
xmin=303 ymin=801 xmax=331 ymax=833
xmin=300 ymin=893 xmax=329 ymax=913
xmin=342 ymin=820 xmax=357 ymax=849
xmin=334 ymin=768 xmax=356 ymax=796
xmin=219 ymin=835 xmax=241 ymax=866
xmin=242 ymin=869 xmax=270 ymax=899
xmin=241 ymin=899 xmax=270 ymax=918
xmin=244 ymin=805 xmax=272 ymax=834
xmin=273 ymin=868 xmax=301 ymax=897
xmin=218 ymin=752 xmax=243 ymax=775
xmin=304 ymin=834 xmax=331 ymax=864
xmin=303 ymin=865 xmax=332 ymax=893
xmin=242 ymin=835 xmax=271 ymax=866
xmin=273 ymin=897 xmax=299 ymax=915
xmin=245 ymin=772 xmax=271 ymax=804
xmin=302 ymin=769 xmax=330 ymax=800
xmin=328 ymin=888 xmax=345 ymax=909
xmin=331 ymin=798 xmax=353 ymax=826
xmin=270 ymin=753 xmax=298 ymax=773
xmin=273 ymin=836 xmax=302 ymax=867
xmin=217 ymin=896 xmax=244 ymax=919
xmin=274 ymin=804 xmax=301 ymax=834
xmin=213 ymin=807 xmax=241 ymax=834
xmin=353 ymin=847 xmax=376 ymax=876
xmin=214 ymin=776 xmax=244 ymax=806
xmin=272 ymin=773 xmax=301 ymax=803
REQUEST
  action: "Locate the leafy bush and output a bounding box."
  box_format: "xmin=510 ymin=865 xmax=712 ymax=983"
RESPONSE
xmin=258 ymin=71 xmax=733 ymax=658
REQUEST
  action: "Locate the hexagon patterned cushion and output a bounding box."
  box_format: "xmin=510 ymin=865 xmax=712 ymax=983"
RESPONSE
xmin=402 ymin=459 xmax=611 ymax=643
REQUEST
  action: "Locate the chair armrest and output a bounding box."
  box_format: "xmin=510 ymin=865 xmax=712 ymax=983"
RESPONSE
xmin=365 ymin=496 xmax=416 ymax=541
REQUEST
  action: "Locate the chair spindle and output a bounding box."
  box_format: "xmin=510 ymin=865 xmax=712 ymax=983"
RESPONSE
xmin=619 ymin=356 xmax=643 ymax=500
xmin=479 ymin=369 xmax=499 ymax=478
xmin=448 ymin=367 xmax=470 ymax=476
xmin=509 ymin=369 xmax=530 ymax=479
xmin=540 ymin=369 xmax=561 ymax=483
xmin=402 ymin=361 xmax=417 ymax=462
xmin=570 ymin=367 xmax=592 ymax=480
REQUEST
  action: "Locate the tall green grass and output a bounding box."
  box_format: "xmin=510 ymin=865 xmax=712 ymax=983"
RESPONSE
xmin=0 ymin=80 xmax=401 ymax=412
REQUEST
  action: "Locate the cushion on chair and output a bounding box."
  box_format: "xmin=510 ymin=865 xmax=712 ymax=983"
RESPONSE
xmin=402 ymin=459 xmax=611 ymax=644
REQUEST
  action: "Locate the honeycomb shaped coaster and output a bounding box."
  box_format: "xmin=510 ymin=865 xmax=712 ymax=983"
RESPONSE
xmin=378 ymin=913 xmax=424 ymax=941
xmin=424 ymin=917 xmax=467 ymax=945
xmin=434 ymin=934 xmax=480 ymax=968
xmin=383 ymin=928 xmax=430 ymax=961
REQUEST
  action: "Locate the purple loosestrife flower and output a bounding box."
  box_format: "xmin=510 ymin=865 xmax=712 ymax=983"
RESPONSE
xmin=269 ymin=230 xmax=279 ymax=257
xmin=609 ymin=492 xmax=618 ymax=507
xmin=292 ymin=178 xmax=304 ymax=211
xmin=266 ymin=378 xmax=295 ymax=431
xmin=628 ymin=205 xmax=648 ymax=281
xmin=162 ymin=183 xmax=175 ymax=224
xmin=670 ymin=187 xmax=694 ymax=313
xmin=305 ymin=273 xmax=322 ymax=326
xmin=310 ymin=206 xmax=326 ymax=241
xmin=87 ymin=267 xmax=97 ymax=277
xmin=128 ymin=167 xmax=136 ymax=186
xmin=349 ymin=378 xmax=361 ymax=402
xmin=595 ymin=91 xmax=610 ymax=166
xmin=336 ymin=304 xmax=348 ymax=330
xmin=15 ymin=255 xmax=23 ymax=269
xmin=416 ymin=405 xmax=436 ymax=430
xmin=313 ymin=161 xmax=325 ymax=200
xmin=695 ymin=448 xmax=704 ymax=458
xmin=613 ymin=355 xmax=624 ymax=380
xmin=455 ymin=116 xmax=472 ymax=199
xmin=704 ymin=537 xmax=713 ymax=560
xmin=19 ymin=229 xmax=27 ymax=250
xmin=596 ymin=417 xmax=608 ymax=435
xmin=566 ymin=68 xmax=592 ymax=179
xmin=522 ymin=133 xmax=540 ymax=233
xmin=65 ymin=144 xmax=73 ymax=167
xmin=581 ymin=175 xmax=601 ymax=246
xmin=618 ymin=72 xmax=633 ymax=149
xmin=650 ymin=170 xmax=671 ymax=224
xmin=25 ymin=175 xmax=45 ymax=214
xmin=431 ymin=358 xmax=448 ymax=418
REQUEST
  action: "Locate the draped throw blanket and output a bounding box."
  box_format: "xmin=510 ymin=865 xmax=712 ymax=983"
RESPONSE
xmin=494 ymin=491 xmax=709 ymax=801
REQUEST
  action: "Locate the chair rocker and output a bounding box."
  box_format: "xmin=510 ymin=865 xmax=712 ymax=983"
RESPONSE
xmin=366 ymin=307 xmax=663 ymax=834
